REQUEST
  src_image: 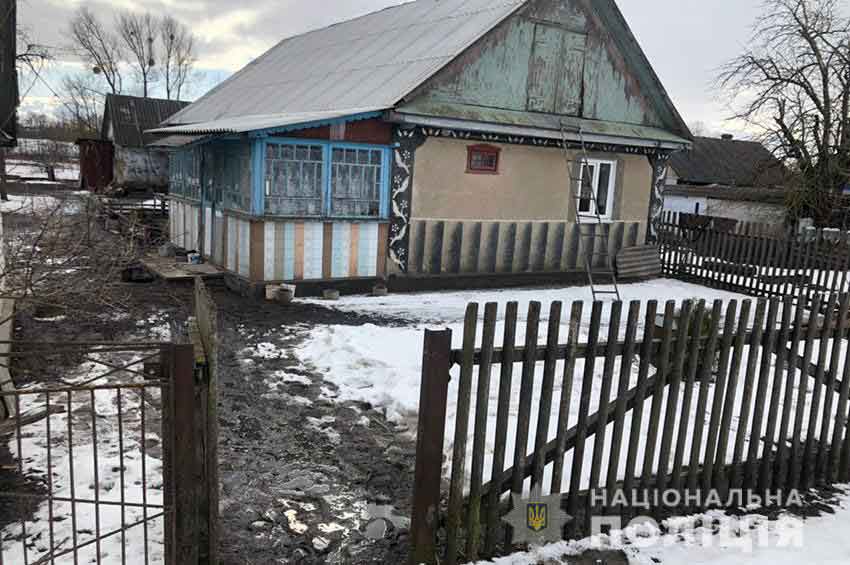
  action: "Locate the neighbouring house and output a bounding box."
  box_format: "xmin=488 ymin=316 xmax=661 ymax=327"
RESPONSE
xmin=0 ymin=0 xmax=17 ymax=148
xmin=78 ymin=94 xmax=189 ymax=191
xmin=664 ymin=134 xmax=789 ymax=225
xmin=151 ymin=0 xmax=692 ymax=288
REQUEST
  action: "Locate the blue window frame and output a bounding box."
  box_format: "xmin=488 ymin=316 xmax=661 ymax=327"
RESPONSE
xmin=169 ymin=148 xmax=201 ymax=200
xmin=260 ymin=138 xmax=390 ymax=219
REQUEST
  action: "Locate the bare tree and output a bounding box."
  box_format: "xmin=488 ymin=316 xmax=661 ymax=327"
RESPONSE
xmin=70 ymin=7 xmax=124 ymax=95
xmin=116 ymin=12 xmax=157 ymax=98
xmin=60 ymin=73 xmax=103 ymax=137
xmin=159 ymin=16 xmax=196 ymax=101
xmin=718 ymin=0 xmax=850 ymax=224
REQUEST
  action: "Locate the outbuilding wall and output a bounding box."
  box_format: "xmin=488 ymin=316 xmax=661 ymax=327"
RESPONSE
xmin=114 ymin=146 xmax=170 ymax=190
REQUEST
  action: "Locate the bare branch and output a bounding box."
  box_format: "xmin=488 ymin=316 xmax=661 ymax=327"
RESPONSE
xmin=116 ymin=11 xmax=157 ymax=98
xmin=69 ymin=8 xmax=124 ymax=95
xmin=159 ymin=16 xmax=196 ymax=101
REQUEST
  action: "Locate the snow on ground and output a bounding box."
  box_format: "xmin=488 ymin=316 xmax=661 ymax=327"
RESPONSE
xmin=471 ymin=488 xmax=850 ymax=564
xmin=1 ymin=352 xmax=166 ymax=564
xmin=5 ymin=159 xmax=80 ymax=182
xmin=0 ymin=193 xmax=68 ymax=214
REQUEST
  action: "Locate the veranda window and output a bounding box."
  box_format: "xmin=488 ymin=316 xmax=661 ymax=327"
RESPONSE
xmin=577 ymin=159 xmax=616 ymax=220
xmin=330 ymin=147 xmax=384 ymax=217
xmin=265 ymin=143 xmax=325 ymax=216
xmin=263 ymin=139 xmax=389 ymax=219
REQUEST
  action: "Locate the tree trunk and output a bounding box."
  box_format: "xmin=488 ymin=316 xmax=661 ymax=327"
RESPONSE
xmin=0 ymin=149 xmax=8 ymax=201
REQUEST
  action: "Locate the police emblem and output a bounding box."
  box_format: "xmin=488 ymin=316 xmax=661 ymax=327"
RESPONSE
xmin=503 ymin=491 xmax=572 ymax=546
xmin=527 ymin=503 xmax=548 ymax=532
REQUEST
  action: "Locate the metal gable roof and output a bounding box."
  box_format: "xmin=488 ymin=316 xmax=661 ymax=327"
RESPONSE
xmin=669 ymin=136 xmax=787 ymax=187
xmin=103 ymin=94 xmax=190 ymax=148
xmin=165 ymin=0 xmax=527 ymax=126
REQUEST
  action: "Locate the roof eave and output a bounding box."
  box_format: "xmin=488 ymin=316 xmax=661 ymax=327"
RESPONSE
xmin=387 ymin=111 xmax=691 ymax=151
xmin=147 ymin=109 xmax=387 ymax=138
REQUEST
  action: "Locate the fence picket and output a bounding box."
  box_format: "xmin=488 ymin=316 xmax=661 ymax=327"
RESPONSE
xmin=760 ymin=296 xmax=794 ymax=492
xmin=531 ymin=302 xmax=563 ymax=490
xmin=711 ymin=300 xmax=750 ymax=496
xmin=623 ymin=301 xmax=658 ymax=503
xmin=606 ymin=302 xmax=642 ymax=492
xmin=671 ymin=301 xmax=708 ymax=492
xmin=829 ymin=304 xmax=850 ymax=483
xmin=466 ymin=303 xmax=499 ymax=560
xmin=839 ymin=232 xmax=850 ymax=295
xmin=803 ymin=294 xmax=838 ymax=488
xmin=550 ymin=302 xmax=584 ymax=495
xmin=790 ymin=294 xmax=822 ymax=489
xmin=686 ymin=300 xmax=725 ymax=492
xmin=656 ymin=301 xmax=694 ymax=493
xmin=775 ymin=298 xmax=806 ymax=489
xmin=818 ymin=294 xmax=850 ymax=480
xmin=731 ymin=299 xmax=767 ymax=490
xmin=755 ymin=234 xmax=770 ymax=296
xmin=588 ymin=302 xmax=623 ymax=509
xmin=485 ymin=302 xmax=518 ymax=554
xmin=509 ymin=302 xmax=542 ymax=500
xmin=700 ymin=300 xmax=738 ymax=492
xmin=445 ymin=303 xmax=479 ymax=565
xmin=641 ymin=301 xmax=677 ymax=491
xmin=744 ymin=298 xmax=780 ymax=490
xmin=567 ymin=301 xmax=603 ymax=537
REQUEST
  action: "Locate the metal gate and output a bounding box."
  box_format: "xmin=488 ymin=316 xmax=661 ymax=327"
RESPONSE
xmin=0 ymin=340 xmax=209 ymax=565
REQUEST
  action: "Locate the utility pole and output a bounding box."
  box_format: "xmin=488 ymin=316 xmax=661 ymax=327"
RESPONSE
xmin=0 ymin=0 xmax=17 ymax=201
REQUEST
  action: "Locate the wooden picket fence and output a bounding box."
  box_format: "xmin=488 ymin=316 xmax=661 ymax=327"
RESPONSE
xmin=410 ymin=294 xmax=850 ymax=564
xmin=658 ymin=211 xmax=850 ymax=304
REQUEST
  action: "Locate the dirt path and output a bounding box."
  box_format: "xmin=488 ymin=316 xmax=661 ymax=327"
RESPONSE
xmin=211 ymin=284 xmax=417 ymax=564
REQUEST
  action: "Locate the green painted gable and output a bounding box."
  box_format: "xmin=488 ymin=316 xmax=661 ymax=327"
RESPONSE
xmin=399 ymin=0 xmax=688 ymax=139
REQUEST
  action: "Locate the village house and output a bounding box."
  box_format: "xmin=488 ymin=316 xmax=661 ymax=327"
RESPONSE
xmin=664 ymin=134 xmax=789 ymax=226
xmin=77 ymin=94 xmax=189 ymax=192
xmin=152 ymin=0 xmax=692 ymax=288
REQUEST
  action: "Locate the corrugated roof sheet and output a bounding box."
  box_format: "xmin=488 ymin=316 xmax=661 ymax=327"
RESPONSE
xmin=104 ymin=94 xmax=190 ymax=148
xmin=669 ymin=136 xmax=787 ymax=187
xmin=165 ymin=0 xmax=526 ymax=126
xmin=150 ymin=108 xmax=385 ymax=136
xmin=146 ymin=134 xmax=207 ymax=149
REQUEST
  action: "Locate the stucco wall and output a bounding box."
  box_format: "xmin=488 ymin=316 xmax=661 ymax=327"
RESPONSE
xmin=114 ymin=146 xmax=170 ymax=189
xmin=664 ymin=195 xmax=787 ymax=226
xmin=411 ymin=137 xmax=652 ymax=222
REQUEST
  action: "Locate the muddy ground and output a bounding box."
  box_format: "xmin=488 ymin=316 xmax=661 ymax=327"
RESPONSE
xmin=0 ymin=183 xmax=418 ymax=564
xmin=210 ymin=283 xmax=416 ymax=564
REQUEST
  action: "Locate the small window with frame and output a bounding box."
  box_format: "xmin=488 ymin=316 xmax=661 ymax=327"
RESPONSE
xmin=466 ymin=144 xmax=501 ymax=174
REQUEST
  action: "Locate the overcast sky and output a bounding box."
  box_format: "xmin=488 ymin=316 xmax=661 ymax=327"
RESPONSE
xmin=17 ymin=0 xmax=766 ymax=137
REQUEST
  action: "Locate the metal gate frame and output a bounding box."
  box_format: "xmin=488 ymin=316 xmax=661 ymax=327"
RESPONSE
xmin=0 ymin=340 xmax=214 ymax=565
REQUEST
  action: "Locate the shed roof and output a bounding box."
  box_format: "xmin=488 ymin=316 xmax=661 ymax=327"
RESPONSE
xmin=669 ymin=136 xmax=786 ymax=187
xmin=104 ymin=94 xmax=190 ymax=148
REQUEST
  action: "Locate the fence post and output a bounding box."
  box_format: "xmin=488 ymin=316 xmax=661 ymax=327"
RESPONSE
xmin=409 ymin=329 xmax=452 ymax=565
xmin=169 ymin=343 xmax=210 ymax=565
